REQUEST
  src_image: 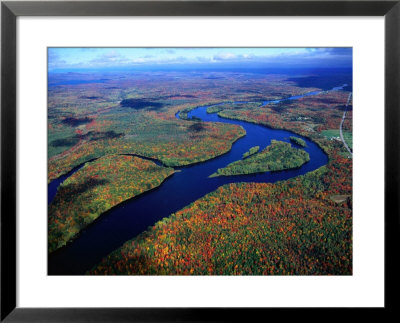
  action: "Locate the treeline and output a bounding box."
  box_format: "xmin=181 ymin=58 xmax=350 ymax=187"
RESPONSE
xmin=242 ymin=146 xmax=260 ymax=158
xmin=290 ymin=136 xmax=307 ymax=147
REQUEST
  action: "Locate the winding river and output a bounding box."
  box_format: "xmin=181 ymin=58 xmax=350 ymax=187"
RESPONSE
xmin=48 ymin=87 xmax=346 ymax=275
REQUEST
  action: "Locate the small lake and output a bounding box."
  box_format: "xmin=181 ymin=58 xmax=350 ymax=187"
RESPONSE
xmin=47 ymin=87 xmax=342 ymax=275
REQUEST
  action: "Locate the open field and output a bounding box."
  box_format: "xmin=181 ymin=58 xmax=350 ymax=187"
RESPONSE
xmin=322 ymin=129 xmax=353 ymax=150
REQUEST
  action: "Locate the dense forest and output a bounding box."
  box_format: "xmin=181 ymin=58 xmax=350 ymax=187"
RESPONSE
xmin=90 ymin=151 xmax=352 ymax=275
xmin=210 ymin=140 xmax=310 ymax=177
xmin=48 ymin=155 xmax=174 ymax=252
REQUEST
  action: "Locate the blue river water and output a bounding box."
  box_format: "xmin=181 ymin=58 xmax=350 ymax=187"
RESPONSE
xmin=47 ymin=87 xmax=343 ymax=275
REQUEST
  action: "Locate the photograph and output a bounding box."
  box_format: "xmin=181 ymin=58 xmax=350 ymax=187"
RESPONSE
xmin=2 ymin=0 xmax=398 ymax=319
xmin=47 ymin=47 xmax=353 ymax=276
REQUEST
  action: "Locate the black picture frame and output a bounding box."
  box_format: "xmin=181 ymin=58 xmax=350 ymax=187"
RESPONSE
xmin=1 ymin=0 xmax=399 ymax=321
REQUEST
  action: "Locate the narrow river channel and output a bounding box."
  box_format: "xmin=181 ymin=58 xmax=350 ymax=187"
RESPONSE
xmin=48 ymin=86 xmax=345 ymax=275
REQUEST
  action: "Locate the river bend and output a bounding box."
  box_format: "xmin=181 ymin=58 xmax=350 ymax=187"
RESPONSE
xmin=47 ymin=87 xmax=344 ymax=275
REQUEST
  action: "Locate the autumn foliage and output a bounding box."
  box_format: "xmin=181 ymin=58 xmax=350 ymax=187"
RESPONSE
xmin=48 ymin=155 xmax=174 ymax=252
xmin=90 ymin=151 xmax=352 ymax=275
xmin=88 ymin=84 xmax=352 ymax=275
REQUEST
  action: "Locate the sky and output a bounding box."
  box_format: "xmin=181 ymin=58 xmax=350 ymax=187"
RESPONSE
xmin=48 ymin=47 xmax=352 ymax=72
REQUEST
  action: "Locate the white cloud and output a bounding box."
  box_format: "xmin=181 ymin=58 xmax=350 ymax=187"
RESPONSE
xmin=213 ymin=52 xmax=237 ymax=61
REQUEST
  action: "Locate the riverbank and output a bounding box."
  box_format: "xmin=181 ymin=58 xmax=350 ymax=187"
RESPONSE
xmin=48 ymin=155 xmax=175 ymax=253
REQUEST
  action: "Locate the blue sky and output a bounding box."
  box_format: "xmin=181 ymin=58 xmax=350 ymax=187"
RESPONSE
xmin=48 ymin=47 xmax=352 ymax=72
